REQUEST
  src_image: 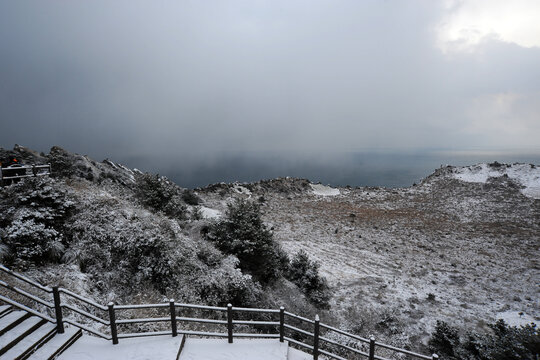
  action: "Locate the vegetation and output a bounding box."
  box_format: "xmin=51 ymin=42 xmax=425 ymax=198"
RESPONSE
xmin=205 ymin=199 xmax=331 ymax=308
xmin=205 ymin=199 xmax=288 ymax=284
xmin=0 ymin=177 xmax=74 ymax=268
xmin=287 ymin=250 xmax=331 ymax=309
xmin=429 ymin=319 xmax=540 ymax=360
xmin=134 ymin=173 xmax=186 ymax=219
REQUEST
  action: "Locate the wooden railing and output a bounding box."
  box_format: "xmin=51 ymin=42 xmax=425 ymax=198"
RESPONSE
xmin=0 ymin=264 xmax=438 ymax=360
xmin=0 ymin=164 xmax=51 ymax=185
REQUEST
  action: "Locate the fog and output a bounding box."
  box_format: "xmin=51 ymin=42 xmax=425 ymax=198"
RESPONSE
xmin=1 ymin=1 xmax=539 ymax=186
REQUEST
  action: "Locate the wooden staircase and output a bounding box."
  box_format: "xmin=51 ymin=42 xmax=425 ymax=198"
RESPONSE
xmin=0 ymin=305 xmax=81 ymax=360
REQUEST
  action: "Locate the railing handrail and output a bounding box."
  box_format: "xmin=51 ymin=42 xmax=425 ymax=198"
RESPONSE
xmin=0 ymin=264 xmax=52 ymax=293
xmin=59 ymin=288 xmax=108 ymax=311
xmin=0 ymin=264 xmax=437 ymax=360
xmin=0 ymin=164 xmax=52 ymax=181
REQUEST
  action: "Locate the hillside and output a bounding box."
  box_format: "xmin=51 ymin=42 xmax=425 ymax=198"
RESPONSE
xmin=1 ymin=145 xmax=539 ymax=356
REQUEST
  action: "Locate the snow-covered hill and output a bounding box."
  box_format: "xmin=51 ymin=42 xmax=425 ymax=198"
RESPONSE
xmin=1 ymin=146 xmax=538 ymax=356
xmin=451 ymin=162 xmax=540 ymax=199
xmin=198 ymin=162 xmax=540 ymax=347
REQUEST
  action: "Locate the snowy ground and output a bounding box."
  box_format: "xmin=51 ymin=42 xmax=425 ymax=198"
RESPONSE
xmin=58 ymin=336 xmax=309 ymax=360
xmin=199 ymin=164 xmax=539 ymax=350
xmin=180 ymin=338 xmax=290 ymax=360
xmin=452 ymin=163 xmax=540 ymax=199
xmin=57 ymin=335 xmax=184 ymax=360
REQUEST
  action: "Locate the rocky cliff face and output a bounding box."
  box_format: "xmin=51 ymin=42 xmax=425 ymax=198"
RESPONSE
xmin=1 ymin=145 xmax=538 ymax=353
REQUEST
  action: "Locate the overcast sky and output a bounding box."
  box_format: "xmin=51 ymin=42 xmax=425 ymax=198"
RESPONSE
xmin=1 ymin=0 xmax=539 ymax=167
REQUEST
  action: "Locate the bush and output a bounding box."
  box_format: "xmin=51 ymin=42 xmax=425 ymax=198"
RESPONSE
xmin=194 ymin=256 xmax=262 ymax=307
xmin=0 ymin=177 xmax=74 ymax=268
xmin=429 ymin=320 xmax=460 ymax=358
xmin=205 ymin=199 xmax=288 ymax=284
xmin=135 ymin=173 xmax=186 ymax=219
xmin=429 ymin=319 xmax=540 ymax=360
xmin=182 ymin=190 xmax=201 ymax=205
xmin=287 ymin=250 xmax=331 ymax=309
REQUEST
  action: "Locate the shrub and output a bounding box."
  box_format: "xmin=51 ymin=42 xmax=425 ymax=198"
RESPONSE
xmin=195 ymin=256 xmax=262 ymax=307
xmin=135 ymin=173 xmax=186 ymax=219
xmin=205 ymin=199 xmax=288 ymax=284
xmin=0 ymin=177 xmax=74 ymax=268
xmin=429 ymin=320 xmax=460 ymax=358
xmin=429 ymin=319 xmax=540 ymax=360
xmin=182 ymin=190 xmax=201 ymax=205
xmin=287 ymin=250 xmax=331 ymax=309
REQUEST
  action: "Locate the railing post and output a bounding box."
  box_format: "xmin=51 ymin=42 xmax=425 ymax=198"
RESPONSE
xmin=279 ymin=307 xmax=285 ymax=342
xmin=52 ymin=287 xmax=64 ymax=334
xmin=368 ymin=336 xmax=375 ymax=360
xmin=313 ymin=315 xmax=320 ymax=360
xmin=108 ymin=302 xmax=118 ymax=345
xmin=432 ymin=354 xmax=439 ymax=360
xmin=170 ymin=299 xmax=177 ymax=337
xmin=227 ymin=304 xmax=233 ymax=343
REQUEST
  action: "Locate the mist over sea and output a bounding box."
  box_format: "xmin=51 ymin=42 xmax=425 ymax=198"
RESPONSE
xmin=119 ymin=150 xmax=540 ymax=189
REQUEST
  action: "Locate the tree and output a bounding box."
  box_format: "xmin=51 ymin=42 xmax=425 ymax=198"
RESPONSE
xmin=205 ymin=199 xmax=288 ymax=284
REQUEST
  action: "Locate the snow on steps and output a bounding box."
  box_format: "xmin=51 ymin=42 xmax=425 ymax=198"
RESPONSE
xmin=27 ymin=327 xmax=81 ymax=360
xmin=0 ymin=306 xmax=11 ymax=317
xmin=0 ymin=310 xmax=31 ymax=335
xmin=0 ymin=317 xmax=45 ymax=354
xmin=0 ymin=323 xmax=56 ymax=360
xmin=0 ymin=305 xmax=82 ymax=360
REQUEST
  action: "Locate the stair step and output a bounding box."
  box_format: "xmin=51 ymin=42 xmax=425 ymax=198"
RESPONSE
xmin=0 ymin=311 xmax=31 ymax=336
xmin=0 ymin=306 xmax=11 ymax=317
xmin=27 ymin=327 xmax=82 ymax=360
xmin=0 ymin=317 xmax=45 ymax=355
xmin=0 ymin=323 xmax=56 ymax=360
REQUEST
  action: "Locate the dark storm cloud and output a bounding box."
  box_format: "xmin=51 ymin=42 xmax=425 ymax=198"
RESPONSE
xmin=1 ymin=1 xmax=539 ymax=166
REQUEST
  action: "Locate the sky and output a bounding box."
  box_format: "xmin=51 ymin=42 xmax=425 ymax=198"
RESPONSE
xmin=1 ymin=1 xmax=539 ymax=186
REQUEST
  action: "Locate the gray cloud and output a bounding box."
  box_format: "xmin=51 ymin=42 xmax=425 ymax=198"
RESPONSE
xmin=1 ymin=1 xmax=539 ymax=171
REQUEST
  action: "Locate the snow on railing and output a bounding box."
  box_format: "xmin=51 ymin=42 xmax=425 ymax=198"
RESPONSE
xmin=0 ymin=264 xmax=438 ymax=360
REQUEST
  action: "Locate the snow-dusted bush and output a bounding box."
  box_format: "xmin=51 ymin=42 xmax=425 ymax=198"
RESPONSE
xmin=182 ymin=190 xmax=201 ymax=205
xmin=428 ymin=320 xmax=460 ymax=358
xmin=194 ymin=256 xmax=262 ymax=307
xmin=135 ymin=173 xmax=186 ymax=219
xmin=429 ymin=319 xmax=540 ymax=360
xmin=48 ymin=146 xmax=76 ymax=178
xmin=205 ymin=199 xmax=289 ymax=284
xmin=0 ymin=177 xmax=74 ymax=268
xmin=287 ymin=250 xmax=331 ymax=309
xmin=64 ymin=203 xmax=183 ymax=292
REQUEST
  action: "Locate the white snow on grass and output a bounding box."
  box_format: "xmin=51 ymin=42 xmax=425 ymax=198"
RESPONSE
xmin=57 ymin=334 xmax=183 ymax=360
xmin=310 ymin=183 xmax=340 ymax=196
xmin=453 ymin=163 xmax=540 ymax=199
xmin=180 ymin=338 xmax=289 ymax=360
xmin=200 ymin=206 xmax=222 ymax=219
xmin=496 ymin=311 xmax=537 ymax=327
xmin=233 ymin=184 xmax=252 ymax=195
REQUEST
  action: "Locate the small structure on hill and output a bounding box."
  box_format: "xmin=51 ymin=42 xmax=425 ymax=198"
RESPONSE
xmin=0 ymin=155 xmax=51 ymax=186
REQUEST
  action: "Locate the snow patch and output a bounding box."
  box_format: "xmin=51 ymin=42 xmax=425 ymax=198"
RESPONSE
xmin=496 ymin=311 xmax=537 ymax=327
xmin=453 ymin=163 xmax=540 ymax=199
xmin=180 ymin=338 xmax=289 ymax=360
xmin=233 ymin=185 xmax=252 ymax=195
xmin=57 ymin=334 xmax=183 ymax=360
xmin=288 ymin=347 xmax=312 ymax=360
xmin=200 ymin=206 xmax=222 ymax=219
xmin=310 ymin=183 xmax=340 ymax=196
